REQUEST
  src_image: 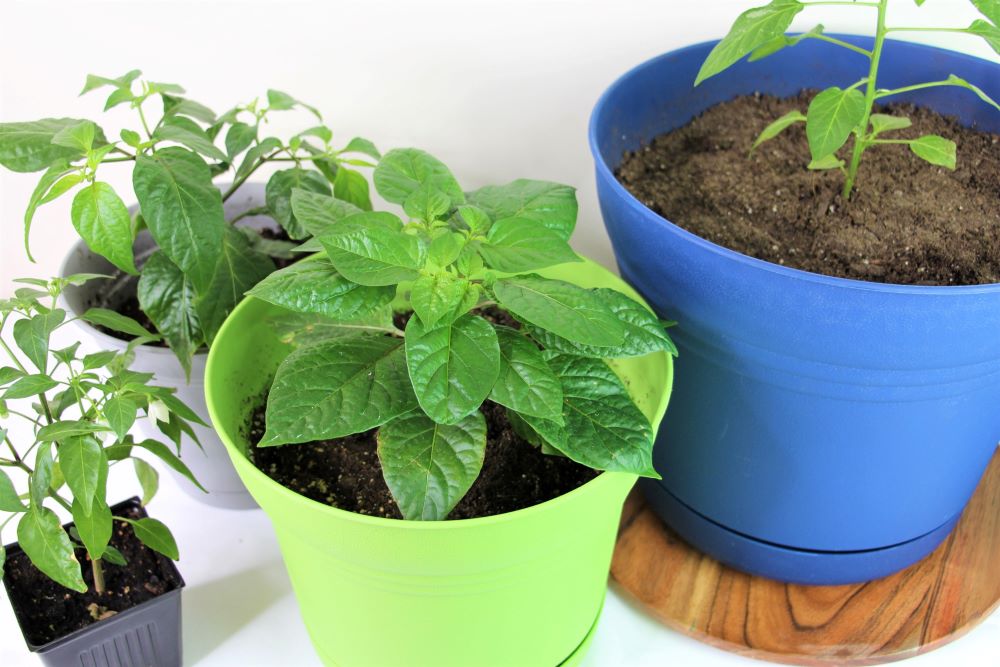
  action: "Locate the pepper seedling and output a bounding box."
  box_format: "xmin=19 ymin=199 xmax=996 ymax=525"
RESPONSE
xmin=249 ymin=148 xmax=678 ymax=520
xmin=0 ymin=70 xmax=380 ymax=376
xmin=0 ymin=275 xmax=203 ymax=593
xmin=696 ymin=0 xmax=1000 ymax=198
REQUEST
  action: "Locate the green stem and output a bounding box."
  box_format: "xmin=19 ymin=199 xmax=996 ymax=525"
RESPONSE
xmin=843 ymin=0 xmax=889 ymax=199
xmin=92 ymin=558 xmax=106 ymax=595
xmin=221 ymin=149 xmax=283 ymax=203
xmin=228 ymin=206 xmax=270 ymax=226
xmin=137 ymin=102 xmax=154 ymax=139
xmin=811 ymin=34 xmax=873 ymax=57
xmin=869 ymin=138 xmax=914 ymax=144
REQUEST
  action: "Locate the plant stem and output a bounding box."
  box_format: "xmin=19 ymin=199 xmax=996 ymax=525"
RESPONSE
xmin=221 ymin=149 xmax=282 ymax=203
xmin=228 ymin=206 xmax=270 ymax=225
xmin=843 ymin=0 xmax=889 ymax=199
xmin=886 ymin=26 xmax=970 ymax=34
xmin=91 ymin=558 xmax=106 ymax=595
xmin=812 ymin=34 xmax=873 ymax=57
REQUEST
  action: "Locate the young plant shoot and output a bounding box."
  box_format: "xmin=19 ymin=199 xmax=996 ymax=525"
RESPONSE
xmin=0 ymin=71 xmax=381 ymax=375
xmin=249 ymin=149 xmax=677 ymax=520
xmin=696 ymin=0 xmax=1000 ymax=198
xmin=0 ymin=276 xmax=203 ymax=594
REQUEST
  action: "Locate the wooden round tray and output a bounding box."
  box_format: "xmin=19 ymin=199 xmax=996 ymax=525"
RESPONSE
xmin=612 ymin=450 xmax=1000 ymax=665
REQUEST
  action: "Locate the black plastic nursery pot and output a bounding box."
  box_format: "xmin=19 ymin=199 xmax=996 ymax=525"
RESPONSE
xmin=2 ymin=498 xmax=184 ymax=667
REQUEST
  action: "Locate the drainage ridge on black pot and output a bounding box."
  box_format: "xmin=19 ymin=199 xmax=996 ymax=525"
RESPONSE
xmin=589 ymin=35 xmax=1000 ymax=585
xmin=3 ymin=497 xmax=184 ymax=667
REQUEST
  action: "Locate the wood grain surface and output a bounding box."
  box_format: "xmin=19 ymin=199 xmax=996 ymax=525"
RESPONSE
xmin=612 ymin=451 xmax=1000 ymax=665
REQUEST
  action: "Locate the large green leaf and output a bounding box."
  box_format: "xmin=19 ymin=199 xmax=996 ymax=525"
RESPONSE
xmin=520 ymin=355 xmax=657 ymax=477
xmin=13 ymin=308 xmax=65 ymax=372
xmin=195 ymin=227 xmax=275 ymax=344
xmin=289 ymin=188 xmax=363 ymax=236
xmin=59 ymin=435 xmax=106 ymax=515
xmin=225 ymin=122 xmax=257 ymax=159
xmin=404 ymin=313 xmax=500 ymax=424
xmin=71 ymin=495 xmax=112 ymax=560
xmin=266 ymin=168 xmax=332 ymax=239
xmin=373 ymin=148 xmax=465 ymax=205
xmin=36 ymin=421 xmax=113 ymax=442
xmin=2 ymin=374 xmax=58 ymax=400
xmin=133 ymin=147 xmax=225 ymax=292
xmin=489 ymin=326 xmax=563 ymax=421
xmin=103 ymin=395 xmax=138 ymax=441
xmin=377 ymin=410 xmax=486 ymax=520
xmin=0 ymin=118 xmax=105 ymax=172
xmin=410 ymin=273 xmax=479 ymax=328
xmin=695 ymin=0 xmax=805 ymax=85
xmin=81 ymin=308 xmax=159 ymax=340
xmin=137 ymin=251 xmax=203 ymax=378
xmin=71 ymin=182 xmax=137 ymax=275
xmin=909 ymin=135 xmax=957 ymax=169
xmin=806 ymin=87 xmax=867 ymax=160
xmin=123 ymin=517 xmax=179 ymax=560
xmin=466 ymin=180 xmax=578 ymax=241
xmin=478 ymin=217 xmax=580 ymax=272
xmin=248 ymin=256 xmax=393 ymax=320
xmin=269 ymin=310 xmax=396 ymax=347
xmin=492 ymin=275 xmax=624 ymax=347
xmin=153 ymin=116 xmax=227 ymax=163
xmin=530 ymin=288 xmax=677 ymax=358
xmin=17 ymin=506 xmax=86 ymax=592
xmin=319 ymin=212 xmax=426 ymax=286
xmin=262 ymin=336 xmax=415 ymax=445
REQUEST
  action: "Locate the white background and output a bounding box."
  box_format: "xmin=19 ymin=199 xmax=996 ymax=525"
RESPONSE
xmin=2 ymin=1 xmax=999 ymax=665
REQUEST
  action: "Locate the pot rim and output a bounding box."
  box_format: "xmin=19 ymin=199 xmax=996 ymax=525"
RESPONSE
xmin=588 ymin=33 xmax=1000 ymax=295
xmin=206 ymin=256 xmax=673 ymax=532
xmin=2 ymin=496 xmax=185 ymax=653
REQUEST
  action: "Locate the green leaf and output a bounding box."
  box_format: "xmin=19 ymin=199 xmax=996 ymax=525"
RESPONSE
xmin=529 ymin=288 xmax=676 ymax=359
xmin=81 ymin=308 xmax=159 ymax=340
xmin=967 ymin=19 xmax=1000 ymax=55
xmin=30 ymin=445 xmax=53 ymax=508
xmin=695 ymin=0 xmax=805 ymax=85
xmin=267 ymin=89 xmax=322 ymax=120
xmin=751 ymin=109 xmax=806 ymax=152
xmin=909 ymin=135 xmax=957 ymax=169
xmin=748 ymin=23 xmax=824 ymax=61
xmin=456 ymin=205 xmax=493 ymax=235
xmin=0 ymin=468 xmax=25 ymax=511
xmin=807 ymin=154 xmax=845 ymax=170
xmin=133 ymin=146 xmax=226 ymax=293
xmin=478 ymin=217 xmax=580 ymax=272
xmin=535 ymin=354 xmax=657 ymax=477
xmin=247 ymin=256 xmax=393 ymax=320
xmin=0 ymin=118 xmax=105 ymax=172
xmin=81 ymin=350 xmax=118 ymax=371
xmin=101 ymin=545 xmax=127 ymax=566
xmin=373 ymin=148 xmax=465 ymax=205
xmin=806 ymin=86 xmax=867 ymax=160
xmin=428 ymin=231 xmax=466 ymax=268
xmin=269 ymin=309 xmax=396 ymax=347
xmin=37 ymin=421 xmax=113 ymax=441
xmin=123 ymin=517 xmax=179 ymax=560
xmin=71 ymin=182 xmax=138 ymax=275
xmin=334 ymin=167 xmax=373 ymax=211
xmin=262 ymin=336 xmax=416 ymax=445
xmin=59 ymin=435 xmax=105 ymax=515
xmin=18 ymin=506 xmax=86 ymax=592
xmin=319 ymin=212 xmax=426 ymax=286
xmin=3 ymin=374 xmax=58 ymax=400
xmin=466 ymin=180 xmax=577 ymax=241
xmin=13 ymin=308 xmax=65 ymax=371
xmin=80 ymin=70 xmax=141 ymax=95
xmin=341 ymin=136 xmax=381 ymax=159
xmin=162 ymin=95 xmax=217 ymax=124
xmin=137 ymin=251 xmax=203 ymax=378
xmin=235 ymin=137 xmax=281 ymax=182
xmin=410 ymin=273 xmax=479 ymax=328
xmin=403 ymin=183 xmax=451 ymax=222
xmin=103 ymin=396 xmax=138 ymax=441
xmin=289 ymin=188 xmax=364 ymax=236
xmin=153 ymin=116 xmax=227 ymax=163
xmin=133 ymin=458 xmax=159 ymax=505
xmin=377 ymin=410 xmax=486 ymax=520
xmin=266 ymin=168 xmax=332 ymax=239
xmin=404 ymin=313 xmax=500 ymax=424
xmin=869 ymin=113 xmax=912 ymax=135
xmin=942 ymin=74 xmax=1000 ymax=112
xmin=489 ymin=326 xmax=563 ymax=421
xmin=225 ymin=122 xmax=257 ymax=159
xmin=492 ymin=275 xmax=624 ymax=347
xmin=195 ymin=227 xmax=275 ymax=344
xmin=132 ymin=438 xmax=205 ymax=492
xmin=71 ymin=496 xmax=112 ymax=560
xmin=24 ymin=160 xmax=76 ymax=260
xmin=971 ymin=0 xmax=1000 ymax=23
xmin=0 ymin=367 xmax=25 ymax=386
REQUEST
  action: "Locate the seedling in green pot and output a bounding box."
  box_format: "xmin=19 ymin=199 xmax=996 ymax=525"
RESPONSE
xmin=0 ymin=276 xmax=202 ymax=593
xmin=0 ymin=70 xmax=379 ymax=375
xmin=249 ymin=148 xmax=678 ymax=520
xmin=696 ymin=0 xmax=1000 ymax=198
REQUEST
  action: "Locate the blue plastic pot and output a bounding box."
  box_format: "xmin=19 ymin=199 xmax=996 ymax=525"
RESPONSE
xmin=590 ymin=36 xmax=1000 ymax=585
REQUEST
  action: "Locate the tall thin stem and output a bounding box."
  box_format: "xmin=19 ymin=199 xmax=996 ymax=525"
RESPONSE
xmin=843 ymin=0 xmax=889 ymax=199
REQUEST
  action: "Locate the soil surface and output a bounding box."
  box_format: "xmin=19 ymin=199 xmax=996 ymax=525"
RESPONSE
xmin=247 ymin=308 xmax=597 ymax=520
xmin=616 ymin=92 xmax=1000 ymax=285
xmin=2 ymin=501 xmax=182 ymax=647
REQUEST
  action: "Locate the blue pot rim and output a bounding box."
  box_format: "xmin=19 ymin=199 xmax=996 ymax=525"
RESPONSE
xmin=588 ymin=35 xmax=1000 ymax=295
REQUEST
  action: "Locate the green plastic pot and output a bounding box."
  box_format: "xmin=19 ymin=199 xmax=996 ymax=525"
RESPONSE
xmin=204 ymin=257 xmax=673 ymax=667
